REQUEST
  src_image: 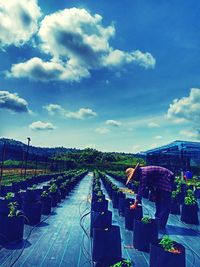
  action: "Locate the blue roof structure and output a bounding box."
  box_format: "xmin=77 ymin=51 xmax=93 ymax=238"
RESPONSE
xmin=144 ymin=140 xmax=200 ymax=172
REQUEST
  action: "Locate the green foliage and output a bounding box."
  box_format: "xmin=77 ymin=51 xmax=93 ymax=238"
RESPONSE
xmin=110 ymin=259 xmax=133 ymax=267
xmin=41 ymin=191 xmax=49 ymax=197
xmin=141 ymin=216 xmax=152 ymax=224
xmin=49 ymin=183 xmax=58 ymax=193
xmin=159 ymin=236 xmax=174 ymax=251
xmin=5 ymin=192 xmax=14 ymax=200
xmin=172 ymin=190 xmax=178 ymax=199
xmin=8 ymin=202 xmax=18 ymax=217
xmin=184 ymin=189 xmax=197 ymax=205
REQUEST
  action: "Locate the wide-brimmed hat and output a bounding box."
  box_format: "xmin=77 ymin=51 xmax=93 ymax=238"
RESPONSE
xmin=125 ymin=163 xmax=140 ymax=185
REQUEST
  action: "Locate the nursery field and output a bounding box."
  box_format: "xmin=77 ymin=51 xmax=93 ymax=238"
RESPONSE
xmin=0 ymin=171 xmax=199 ymax=267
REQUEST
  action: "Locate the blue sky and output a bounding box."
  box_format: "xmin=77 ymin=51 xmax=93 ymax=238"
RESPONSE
xmin=0 ymin=0 xmax=200 ymax=152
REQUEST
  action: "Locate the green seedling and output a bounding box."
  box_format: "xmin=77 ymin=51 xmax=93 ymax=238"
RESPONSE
xmin=110 ymin=259 xmax=133 ymax=267
xmin=141 ymin=216 xmax=152 ymax=224
xmin=5 ymin=192 xmax=14 ymax=200
xmin=8 ymin=202 xmax=19 ymax=217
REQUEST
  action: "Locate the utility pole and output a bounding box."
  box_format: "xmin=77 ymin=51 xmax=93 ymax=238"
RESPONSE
xmin=24 ymin=137 xmax=31 ymax=179
xmin=20 ymin=150 xmax=25 ymax=177
xmin=0 ymin=141 xmax=6 ymax=186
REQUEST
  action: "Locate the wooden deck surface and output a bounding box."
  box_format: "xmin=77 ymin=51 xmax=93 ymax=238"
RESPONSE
xmin=0 ymin=173 xmax=199 ymax=267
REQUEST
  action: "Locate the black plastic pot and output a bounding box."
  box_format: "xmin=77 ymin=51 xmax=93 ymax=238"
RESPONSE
xmin=181 ymin=204 xmax=199 ymax=225
xmin=170 ymin=199 xmax=181 ymax=215
xmin=91 ymin=200 xmax=108 ymax=212
xmin=112 ymin=191 xmax=120 ymax=208
xmin=118 ymin=196 xmax=126 ymax=216
xmin=90 ymin=210 xmax=112 ymax=237
xmin=1 ymin=214 xmax=25 ymax=244
xmin=59 ymin=188 xmax=67 ymax=199
xmin=12 ymin=182 xmax=21 ymax=193
xmin=24 ymin=189 xmax=41 ymax=202
xmin=125 ymin=205 xmax=143 ymax=231
xmin=194 ymin=188 xmax=200 ymax=199
xmin=49 ymin=192 xmax=58 ymax=207
xmin=23 ymin=201 xmax=42 ymax=225
xmin=92 ymin=225 xmax=122 ymax=262
xmin=133 ymin=219 xmax=158 ymax=252
xmin=41 ymin=196 xmax=52 ymax=215
xmin=150 ymin=239 xmax=186 ymax=267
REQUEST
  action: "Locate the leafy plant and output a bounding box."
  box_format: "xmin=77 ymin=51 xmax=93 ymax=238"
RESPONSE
xmin=5 ymin=192 xmax=14 ymax=200
xmin=141 ymin=216 xmax=151 ymax=224
xmin=41 ymin=191 xmax=49 ymax=197
xmin=8 ymin=202 xmax=18 ymax=217
xmin=184 ymin=189 xmax=197 ymax=205
xmin=97 ymin=198 xmax=104 ymax=202
xmin=49 ymin=183 xmax=58 ymax=193
xmin=110 ymin=259 xmax=133 ymax=267
xmin=97 ymin=190 xmax=103 ymax=196
xmin=159 ymin=235 xmax=175 ymax=251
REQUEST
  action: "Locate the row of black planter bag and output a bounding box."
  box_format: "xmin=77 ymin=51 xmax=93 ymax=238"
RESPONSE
xmin=104 ymin=172 xmax=187 ymax=267
xmin=0 ymin=169 xmax=88 ymax=246
xmin=90 ymin=170 xmax=134 ymax=267
xmin=108 ymin=171 xmax=200 ymax=225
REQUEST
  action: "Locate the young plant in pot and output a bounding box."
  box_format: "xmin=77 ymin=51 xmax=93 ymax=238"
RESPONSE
xmin=133 ymin=216 xmax=158 ymax=252
xmin=2 ymin=202 xmax=25 ymax=244
xmin=91 ymin=196 xmax=108 ymax=212
xmin=181 ymin=189 xmax=199 ymax=225
xmin=150 ymin=235 xmax=186 ymax=267
xmin=41 ymin=191 xmax=52 ymax=215
xmin=0 ymin=192 xmax=15 ymax=215
xmin=59 ymin=183 xmax=67 ymax=199
xmin=49 ymin=183 xmax=59 ymax=207
xmin=170 ymin=190 xmax=181 ymax=215
xmin=110 ymin=259 xmax=133 ymax=267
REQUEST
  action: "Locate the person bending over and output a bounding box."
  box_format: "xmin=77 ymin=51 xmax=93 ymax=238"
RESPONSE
xmin=125 ymin=164 xmax=174 ymax=229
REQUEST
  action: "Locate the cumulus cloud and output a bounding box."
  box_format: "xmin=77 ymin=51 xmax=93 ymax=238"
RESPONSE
xmin=179 ymin=129 xmax=200 ymax=139
xmin=0 ymin=90 xmax=29 ymax=113
xmin=8 ymin=57 xmax=90 ymax=82
xmin=29 ymin=121 xmax=56 ymax=131
xmin=8 ymin=8 xmax=155 ymax=82
xmin=95 ymin=127 xmax=110 ymax=134
xmin=0 ymin=0 xmax=41 ymax=48
xmin=44 ymin=103 xmax=97 ymax=120
xmin=167 ymin=88 xmax=200 ymax=125
xmin=105 ymin=119 xmax=122 ymax=127
xmin=148 ymin=122 xmax=160 ymax=128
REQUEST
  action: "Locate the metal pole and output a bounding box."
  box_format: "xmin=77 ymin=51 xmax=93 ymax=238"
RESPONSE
xmin=24 ymin=137 xmax=31 ymax=179
xmin=0 ymin=141 xmax=6 ymax=186
xmin=20 ymin=150 xmax=25 ymax=177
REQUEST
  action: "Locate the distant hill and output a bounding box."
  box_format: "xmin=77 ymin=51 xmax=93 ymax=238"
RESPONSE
xmin=0 ymin=138 xmax=79 ymax=161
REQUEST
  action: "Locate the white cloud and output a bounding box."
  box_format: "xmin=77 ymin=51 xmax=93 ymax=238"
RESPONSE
xmin=148 ymin=122 xmax=160 ymax=128
xmin=0 ymin=0 xmax=41 ymax=48
xmin=0 ymin=90 xmax=29 ymax=113
xmin=167 ymin=88 xmax=200 ymax=125
xmin=105 ymin=119 xmax=122 ymax=127
xmin=154 ymin=135 xmax=163 ymax=140
xmin=179 ymin=129 xmax=200 ymax=139
xmin=8 ymin=8 xmax=155 ymax=82
xmin=8 ymin=57 xmax=90 ymax=82
xmin=103 ymin=49 xmax=155 ymax=69
xmin=95 ymin=127 xmax=110 ymax=134
xmin=29 ymin=121 xmax=56 ymax=131
xmin=44 ymin=104 xmax=97 ymax=120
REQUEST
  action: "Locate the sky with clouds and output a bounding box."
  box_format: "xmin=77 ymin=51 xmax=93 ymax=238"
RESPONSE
xmin=0 ymin=0 xmax=200 ymax=153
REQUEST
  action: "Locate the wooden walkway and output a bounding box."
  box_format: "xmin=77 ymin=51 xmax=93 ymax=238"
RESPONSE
xmin=0 ymin=173 xmax=199 ymax=267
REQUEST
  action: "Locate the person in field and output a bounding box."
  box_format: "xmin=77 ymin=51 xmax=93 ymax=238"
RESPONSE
xmin=125 ymin=164 xmax=174 ymax=229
